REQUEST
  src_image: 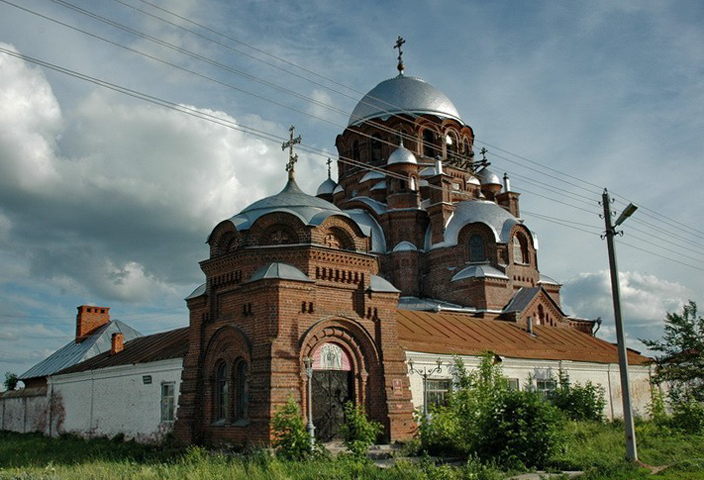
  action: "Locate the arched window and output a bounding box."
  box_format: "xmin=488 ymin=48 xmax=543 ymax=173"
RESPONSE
xmin=371 ymin=134 xmax=383 ymax=162
xmin=352 ymin=141 xmax=360 ymax=162
xmin=446 ymin=132 xmax=458 ymax=159
xmin=469 ymin=234 xmax=485 ymax=262
xmin=513 ymin=235 xmax=528 ymax=264
xmin=234 ymin=360 xmax=249 ymax=421
xmin=215 ymin=362 xmax=229 ymax=422
xmin=423 ymin=129 xmax=436 ymax=158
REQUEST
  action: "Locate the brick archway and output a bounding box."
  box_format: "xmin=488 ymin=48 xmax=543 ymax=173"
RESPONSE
xmin=299 ymin=317 xmax=383 ymax=428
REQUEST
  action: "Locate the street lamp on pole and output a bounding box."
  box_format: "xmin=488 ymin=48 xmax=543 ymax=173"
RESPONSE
xmin=601 ymin=188 xmax=638 ymax=462
xmin=408 ymin=358 xmax=443 ymax=419
xmin=303 ymin=356 xmax=315 ymax=450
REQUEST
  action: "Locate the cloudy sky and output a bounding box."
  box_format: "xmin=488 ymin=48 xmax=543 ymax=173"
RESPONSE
xmin=1 ymin=0 xmax=703 ymax=382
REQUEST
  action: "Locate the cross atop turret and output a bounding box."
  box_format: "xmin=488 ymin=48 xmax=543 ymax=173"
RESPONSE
xmin=326 ymin=157 xmax=332 ymax=179
xmin=282 ymin=125 xmax=301 ymax=179
xmin=394 ymin=36 xmax=406 ymax=75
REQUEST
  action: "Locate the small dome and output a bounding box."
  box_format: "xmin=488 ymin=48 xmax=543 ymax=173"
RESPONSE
xmin=467 ymin=176 xmax=481 ymax=186
xmin=387 ymin=141 xmax=417 ymax=166
xmin=476 ymin=168 xmax=502 ymax=186
xmin=316 ymin=177 xmax=338 ymax=196
xmin=392 ymin=241 xmax=418 ymax=252
xmin=227 ymin=178 xmax=349 ymax=231
xmin=349 ymin=75 xmax=462 ymax=127
xmin=360 ymin=171 xmax=386 ymax=183
xmin=427 ymin=199 xmax=525 ymax=249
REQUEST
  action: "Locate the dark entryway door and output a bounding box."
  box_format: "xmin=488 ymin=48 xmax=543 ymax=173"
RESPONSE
xmin=312 ymin=370 xmax=352 ymax=441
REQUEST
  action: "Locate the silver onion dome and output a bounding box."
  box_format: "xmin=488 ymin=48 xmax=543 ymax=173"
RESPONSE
xmin=476 ymin=168 xmax=502 ymax=186
xmin=387 ymin=141 xmax=417 ymax=166
xmin=316 ymin=177 xmax=338 ymax=196
xmin=348 ymin=75 xmax=462 ymax=127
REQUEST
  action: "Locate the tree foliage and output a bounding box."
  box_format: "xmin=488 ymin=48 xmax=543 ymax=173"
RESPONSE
xmin=3 ymin=372 xmax=19 ymax=391
xmin=640 ymin=300 xmax=704 ymax=402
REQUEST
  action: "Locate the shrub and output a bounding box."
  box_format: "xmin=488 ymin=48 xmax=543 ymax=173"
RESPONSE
xmin=271 ymin=396 xmax=311 ymax=460
xmin=340 ymin=401 xmax=383 ymax=459
xmin=670 ymin=395 xmax=704 ymax=434
xmin=549 ymin=370 xmax=606 ymax=422
xmin=476 ymin=388 xmax=565 ymax=468
xmin=419 ymin=353 xmax=565 ymax=468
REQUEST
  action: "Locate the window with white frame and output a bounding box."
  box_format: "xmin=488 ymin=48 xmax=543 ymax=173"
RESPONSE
xmin=508 ymin=378 xmax=520 ymax=391
xmin=536 ymin=379 xmax=556 ymax=398
xmin=426 ymin=379 xmax=452 ymax=408
xmin=161 ymin=382 xmax=175 ymax=423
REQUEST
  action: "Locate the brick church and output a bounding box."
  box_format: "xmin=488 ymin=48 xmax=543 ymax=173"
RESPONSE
xmin=171 ymin=41 xmax=600 ymax=446
xmin=8 ymin=39 xmax=653 ymax=445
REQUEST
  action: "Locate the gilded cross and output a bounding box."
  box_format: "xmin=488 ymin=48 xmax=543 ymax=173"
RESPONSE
xmin=480 ymin=147 xmax=488 ymax=162
xmin=394 ymin=36 xmax=406 ymax=74
xmin=282 ymin=125 xmax=302 ymax=176
xmin=326 ymin=157 xmax=332 ymax=178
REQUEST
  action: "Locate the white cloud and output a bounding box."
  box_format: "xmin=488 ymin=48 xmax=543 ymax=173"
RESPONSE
xmin=0 ymin=45 xmax=291 ymax=304
xmin=0 ymin=43 xmax=62 ymax=190
xmin=562 ymin=270 xmax=692 ymax=352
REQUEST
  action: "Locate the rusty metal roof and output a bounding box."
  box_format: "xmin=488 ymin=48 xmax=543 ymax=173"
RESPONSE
xmin=56 ymin=327 xmax=189 ymax=375
xmin=396 ymin=310 xmax=650 ymax=365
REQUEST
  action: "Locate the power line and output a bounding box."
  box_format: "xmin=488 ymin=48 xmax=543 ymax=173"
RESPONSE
xmin=32 ymin=0 xmax=700 ymax=247
xmin=619 ymin=241 xmax=704 ymax=273
xmin=0 ymin=47 xmax=699 ymax=279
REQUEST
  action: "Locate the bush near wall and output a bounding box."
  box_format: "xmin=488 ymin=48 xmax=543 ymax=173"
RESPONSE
xmin=420 ymin=354 xmax=565 ymax=468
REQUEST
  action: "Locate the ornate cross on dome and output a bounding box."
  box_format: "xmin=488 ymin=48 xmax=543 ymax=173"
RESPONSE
xmin=480 ymin=147 xmax=488 ymax=162
xmin=326 ymin=157 xmax=332 ymax=178
xmin=394 ymin=36 xmax=406 ymax=75
xmin=282 ymin=125 xmax=301 ymax=179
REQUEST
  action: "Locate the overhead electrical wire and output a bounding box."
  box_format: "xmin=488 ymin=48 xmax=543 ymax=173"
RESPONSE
xmin=28 ymin=0 xmax=604 ymax=196
xmin=41 ymin=0 xmax=702 ymax=250
xmin=1 ymin=7 xmax=702 ymax=274
xmin=4 ymin=45 xmax=704 ymax=277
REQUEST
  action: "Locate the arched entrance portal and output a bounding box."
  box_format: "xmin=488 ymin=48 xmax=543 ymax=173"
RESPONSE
xmin=311 ymin=343 xmax=353 ymax=441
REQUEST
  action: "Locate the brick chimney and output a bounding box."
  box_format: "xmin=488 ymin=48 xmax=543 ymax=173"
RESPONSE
xmin=111 ymin=332 xmax=124 ymax=355
xmin=75 ymin=305 xmax=111 ymax=343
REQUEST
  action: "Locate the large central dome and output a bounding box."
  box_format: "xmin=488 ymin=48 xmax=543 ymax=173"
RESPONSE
xmin=348 ymin=75 xmax=462 ymax=127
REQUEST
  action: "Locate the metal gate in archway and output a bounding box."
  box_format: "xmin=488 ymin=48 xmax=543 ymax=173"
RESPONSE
xmin=311 ymin=343 xmax=353 ymax=441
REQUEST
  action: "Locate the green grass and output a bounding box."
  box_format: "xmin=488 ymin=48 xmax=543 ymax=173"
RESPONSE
xmin=1 ymin=422 xmax=703 ymax=480
xmin=550 ymin=420 xmax=704 ymax=480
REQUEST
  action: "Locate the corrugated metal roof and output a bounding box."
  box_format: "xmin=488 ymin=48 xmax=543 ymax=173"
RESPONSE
xmin=20 ymin=320 xmax=142 ymax=380
xmin=396 ymin=310 xmax=650 ymax=365
xmin=57 ymin=327 xmax=189 ymax=375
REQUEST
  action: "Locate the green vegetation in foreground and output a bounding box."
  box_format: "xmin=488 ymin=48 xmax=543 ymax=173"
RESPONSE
xmin=552 ymin=420 xmax=704 ymax=480
xmin=1 ymin=422 xmax=703 ymax=480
